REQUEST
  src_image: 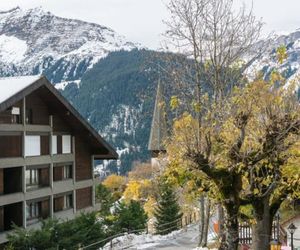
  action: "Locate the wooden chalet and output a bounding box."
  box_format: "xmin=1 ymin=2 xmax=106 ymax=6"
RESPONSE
xmin=0 ymin=75 xmax=117 ymax=244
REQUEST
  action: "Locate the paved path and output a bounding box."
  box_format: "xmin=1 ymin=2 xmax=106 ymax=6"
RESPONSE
xmin=128 ymin=225 xmax=200 ymax=250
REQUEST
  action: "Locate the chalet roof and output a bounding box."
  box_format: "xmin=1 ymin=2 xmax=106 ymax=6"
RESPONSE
xmin=0 ymin=75 xmax=118 ymax=160
xmin=0 ymin=75 xmax=40 ymax=103
xmin=148 ymin=80 xmax=168 ymax=152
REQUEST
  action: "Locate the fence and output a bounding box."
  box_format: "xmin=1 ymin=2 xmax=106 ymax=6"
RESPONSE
xmin=80 ymin=213 xmax=199 ymax=250
xmin=239 ymin=220 xmax=287 ymax=246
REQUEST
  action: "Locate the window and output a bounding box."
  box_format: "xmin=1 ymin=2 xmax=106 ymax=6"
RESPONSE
xmin=53 ymin=165 xmax=72 ymax=182
xmin=62 ymin=135 xmax=71 ymax=154
xmin=26 ymin=202 xmax=40 ymax=220
xmin=65 ymin=194 xmax=73 ymax=209
xmin=26 ymin=169 xmax=39 ymax=186
xmin=54 ymin=194 xmax=73 ymax=212
xmin=25 ymin=136 xmax=41 ymax=156
xmin=63 ymin=165 xmax=72 ymax=179
xmin=52 ymin=135 xmax=57 ymax=154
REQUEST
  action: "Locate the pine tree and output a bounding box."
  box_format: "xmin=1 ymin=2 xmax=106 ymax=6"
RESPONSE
xmin=154 ymin=183 xmax=182 ymax=235
xmin=114 ymin=200 xmax=148 ymax=233
xmin=96 ymin=183 xmax=114 ymax=216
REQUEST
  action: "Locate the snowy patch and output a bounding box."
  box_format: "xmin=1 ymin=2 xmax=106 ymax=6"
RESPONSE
xmin=294 ymin=39 xmax=300 ymax=49
xmin=101 ymin=104 xmax=142 ymax=141
xmin=0 ymin=35 xmax=27 ymax=63
xmin=55 ymin=80 xmax=81 ymax=90
xmin=94 ymin=163 xmax=110 ymax=180
xmin=116 ymin=147 xmax=130 ymax=156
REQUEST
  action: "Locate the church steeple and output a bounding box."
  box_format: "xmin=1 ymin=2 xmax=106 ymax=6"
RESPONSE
xmin=148 ymin=79 xmax=168 ymax=156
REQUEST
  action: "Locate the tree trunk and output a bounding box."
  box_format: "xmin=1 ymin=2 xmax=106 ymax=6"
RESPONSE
xmin=201 ymin=199 xmax=211 ymax=247
xmin=224 ymin=209 xmax=239 ymax=250
xmin=198 ymin=195 xmax=205 ymax=246
xmin=219 ymin=201 xmax=239 ymax=250
xmin=218 ymin=204 xmax=226 ymax=246
xmin=252 ymin=198 xmax=274 ymax=250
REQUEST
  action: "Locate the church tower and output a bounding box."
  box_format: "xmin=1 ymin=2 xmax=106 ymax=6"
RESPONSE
xmin=148 ymin=79 xmax=168 ymax=168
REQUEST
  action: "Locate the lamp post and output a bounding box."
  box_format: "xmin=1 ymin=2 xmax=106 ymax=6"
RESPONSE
xmin=276 ymin=212 xmax=280 ymax=243
xmin=288 ymin=223 xmax=297 ymax=250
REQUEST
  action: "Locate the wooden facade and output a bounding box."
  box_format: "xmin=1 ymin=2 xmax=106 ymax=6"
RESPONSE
xmin=54 ymin=196 xmax=64 ymax=212
xmin=0 ymin=135 xmax=22 ymax=158
xmin=26 ymin=92 xmax=50 ymax=125
xmin=75 ymin=137 xmax=92 ymax=181
xmin=76 ymin=187 xmax=92 ymax=210
xmin=0 ymin=75 xmax=118 ymax=244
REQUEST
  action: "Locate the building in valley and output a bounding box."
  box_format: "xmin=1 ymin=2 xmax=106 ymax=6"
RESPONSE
xmin=0 ymin=75 xmax=118 ymax=244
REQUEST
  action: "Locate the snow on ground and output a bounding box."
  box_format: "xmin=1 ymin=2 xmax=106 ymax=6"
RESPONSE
xmin=103 ymin=228 xmax=185 ymax=250
xmin=102 ymin=224 xmax=218 ymax=250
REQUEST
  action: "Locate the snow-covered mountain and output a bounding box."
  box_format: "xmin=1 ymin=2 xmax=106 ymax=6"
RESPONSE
xmin=246 ymin=30 xmax=300 ymax=84
xmin=0 ymin=7 xmax=137 ymax=85
xmin=3 ymin=7 xmax=300 ymax=176
xmin=0 ymin=6 xmax=156 ymax=175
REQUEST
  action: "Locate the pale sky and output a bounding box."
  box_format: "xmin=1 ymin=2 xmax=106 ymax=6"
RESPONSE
xmin=0 ymin=0 xmax=299 ymax=49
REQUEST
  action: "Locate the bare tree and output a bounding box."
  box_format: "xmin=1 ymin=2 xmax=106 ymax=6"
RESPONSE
xmin=164 ymin=0 xmax=263 ymax=101
xmin=161 ymin=0 xmax=263 ymax=249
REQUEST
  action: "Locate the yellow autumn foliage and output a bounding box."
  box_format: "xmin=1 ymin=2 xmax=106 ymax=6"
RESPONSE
xmin=123 ymin=179 xmax=153 ymax=203
xmin=143 ymin=196 xmax=157 ymax=217
xmin=102 ymin=174 xmax=127 ymax=192
xmin=165 ymin=76 xmax=300 ymax=207
xmin=170 ymin=95 xmax=180 ymax=110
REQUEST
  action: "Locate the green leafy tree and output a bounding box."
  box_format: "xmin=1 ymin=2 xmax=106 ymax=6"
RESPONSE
xmin=154 ymin=182 xmax=183 ymax=235
xmin=7 ymin=213 xmax=106 ymax=250
xmin=7 ymin=219 xmax=59 ymax=250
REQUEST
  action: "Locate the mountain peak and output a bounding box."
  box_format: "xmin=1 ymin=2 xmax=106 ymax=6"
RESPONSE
xmin=0 ymin=6 xmax=138 ymax=83
xmin=0 ymin=7 xmax=21 ymax=15
xmin=0 ymin=6 xmax=45 ymax=17
xmin=26 ymin=6 xmax=48 ymax=16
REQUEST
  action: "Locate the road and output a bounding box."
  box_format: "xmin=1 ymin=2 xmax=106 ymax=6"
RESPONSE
xmin=127 ymin=224 xmax=201 ymax=250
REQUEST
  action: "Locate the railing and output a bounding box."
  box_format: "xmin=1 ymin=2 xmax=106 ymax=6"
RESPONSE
xmin=239 ymin=220 xmax=287 ymax=246
xmin=80 ymin=215 xmax=199 ymax=250
xmin=239 ymin=222 xmax=252 ymax=245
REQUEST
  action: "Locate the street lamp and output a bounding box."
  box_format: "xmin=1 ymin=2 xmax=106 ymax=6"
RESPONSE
xmin=288 ymin=223 xmax=297 ymax=250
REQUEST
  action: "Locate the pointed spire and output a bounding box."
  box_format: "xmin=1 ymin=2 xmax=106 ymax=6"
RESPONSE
xmin=148 ymin=79 xmax=168 ymax=152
